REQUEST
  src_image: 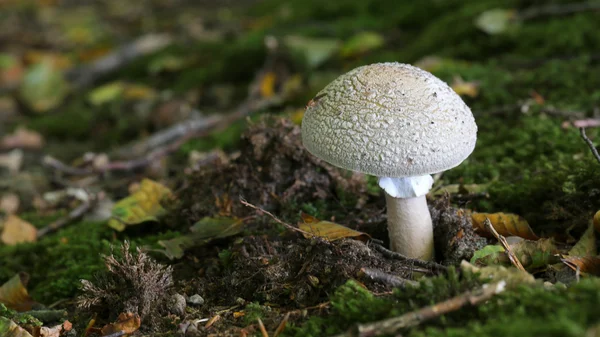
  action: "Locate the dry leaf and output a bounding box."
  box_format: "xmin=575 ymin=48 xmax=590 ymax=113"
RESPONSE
xmin=0 ymin=273 xmax=36 ymax=312
xmin=1 ymin=127 xmax=44 ymax=150
xmin=1 ymin=215 xmax=37 ymax=245
xmin=108 ymin=179 xmax=173 ymax=231
xmin=562 ymin=256 xmax=600 ymax=276
xmin=100 ymin=312 xmax=141 ymax=335
xmin=569 ymin=224 xmax=596 ymax=257
xmin=472 ymin=212 xmax=539 ymax=240
xmin=0 ymin=316 xmax=33 ymax=337
xmin=39 ymin=324 xmax=64 ymax=337
xmin=298 ymin=213 xmax=369 ymax=242
xmin=471 ymin=238 xmax=560 ymax=270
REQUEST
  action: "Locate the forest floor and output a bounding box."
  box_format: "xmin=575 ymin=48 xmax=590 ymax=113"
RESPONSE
xmin=2 ymin=0 xmax=600 ymax=336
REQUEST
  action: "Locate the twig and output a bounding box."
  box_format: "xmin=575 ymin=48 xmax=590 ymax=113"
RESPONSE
xmin=359 ymin=267 xmax=418 ymax=288
xmin=335 ymin=281 xmax=506 ymax=337
xmin=110 ymin=113 xmax=222 ymax=158
xmin=43 ymin=92 xmax=281 ymax=177
xmin=273 ymin=313 xmax=290 ymax=337
xmin=518 ymin=2 xmax=600 ymax=21
xmin=66 ymin=34 xmax=173 ymax=89
xmin=580 ymin=127 xmax=600 ymax=164
xmin=371 ymin=243 xmax=448 ymax=275
xmin=239 ymin=197 xmax=313 ymax=236
xmin=285 ymin=302 xmax=330 ymax=316
xmin=257 ymin=318 xmax=269 ymax=337
xmin=36 ymin=191 xmax=96 ymax=238
xmin=484 ymin=218 xmax=526 ymax=271
xmin=102 ymin=331 xmax=126 ymax=337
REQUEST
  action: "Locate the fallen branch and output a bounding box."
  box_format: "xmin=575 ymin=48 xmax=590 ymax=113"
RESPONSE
xmin=66 ymin=33 xmax=173 ymax=89
xmin=580 ymin=127 xmax=600 ymax=164
xmin=44 ymin=86 xmax=282 ymax=177
xmin=36 ymin=190 xmax=97 ymax=238
xmin=518 ymin=2 xmax=600 ymax=21
xmin=359 ymin=267 xmax=418 ymax=288
xmin=110 ymin=113 xmax=223 ymax=158
xmin=334 ymin=281 xmax=506 ymax=337
xmin=371 ymin=243 xmax=448 ymax=275
xmin=484 ymin=218 xmax=526 ymax=271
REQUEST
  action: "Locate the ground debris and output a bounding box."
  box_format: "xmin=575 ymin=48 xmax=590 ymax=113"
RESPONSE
xmin=430 ymin=198 xmax=488 ymax=265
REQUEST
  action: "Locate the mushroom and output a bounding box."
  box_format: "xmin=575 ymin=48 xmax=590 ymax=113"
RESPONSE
xmin=301 ymin=62 xmax=477 ymax=260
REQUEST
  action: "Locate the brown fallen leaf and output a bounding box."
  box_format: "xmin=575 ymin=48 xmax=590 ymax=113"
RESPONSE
xmin=100 ymin=312 xmax=141 ymax=335
xmin=562 ymin=256 xmax=600 ymax=276
xmin=1 ymin=214 xmax=37 ymax=245
xmin=298 ymin=213 xmax=370 ymax=242
xmin=0 ymin=273 xmax=36 ymax=312
xmin=472 ymin=212 xmax=539 ymax=241
xmin=1 ymin=127 xmax=44 ymax=150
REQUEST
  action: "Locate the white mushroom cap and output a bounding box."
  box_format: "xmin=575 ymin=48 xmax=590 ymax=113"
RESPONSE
xmin=302 ymin=62 xmax=477 ymax=178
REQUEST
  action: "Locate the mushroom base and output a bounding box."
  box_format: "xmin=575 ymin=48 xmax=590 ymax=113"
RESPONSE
xmin=385 ymin=193 xmax=434 ymax=260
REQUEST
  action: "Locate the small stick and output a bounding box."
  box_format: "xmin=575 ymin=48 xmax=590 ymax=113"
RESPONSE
xmin=239 ymin=197 xmax=314 ymax=237
xmin=257 ymin=318 xmax=269 ymax=337
xmin=36 ymin=191 xmax=96 ymax=238
xmin=484 ymin=218 xmax=526 ymax=271
xmin=273 ymin=313 xmax=290 ymax=337
xmin=580 ymin=127 xmax=600 ymax=164
xmin=359 ymin=267 xmax=418 ymax=288
xmin=335 ymin=281 xmax=506 ymax=337
xmin=371 ymin=243 xmax=448 ymax=274
xmin=285 ymin=301 xmax=330 ymax=316
xmin=102 ymin=331 xmax=126 ymax=337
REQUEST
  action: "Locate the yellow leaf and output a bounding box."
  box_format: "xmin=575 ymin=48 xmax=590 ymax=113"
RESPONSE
xmin=298 ymin=213 xmax=369 ymax=242
xmin=0 ymin=273 xmax=36 ymax=312
xmin=124 ymin=84 xmax=156 ymax=100
xmin=1 ymin=215 xmax=37 ymax=245
xmin=108 ymin=179 xmax=172 ymax=231
xmin=259 ymin=72 xmax=277 ymax=98
xmin=472 ymin=212 xmax=539 ymax=240
xmin=593 ymin=210 xmax=600 ymax=233
xmin=451 ymin=76 xmax=479 ymax=98
xmin=0 ymin=316 xmax=33 ymax=337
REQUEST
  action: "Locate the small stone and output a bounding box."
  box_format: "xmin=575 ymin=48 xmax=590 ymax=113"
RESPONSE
xmin=187 ymin=294 xmax=205 ymax=306
xmin=169 ymin=293 xmax=187 ymax=316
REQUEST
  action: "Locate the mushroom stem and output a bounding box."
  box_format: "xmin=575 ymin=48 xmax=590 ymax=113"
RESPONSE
xmin=385 ymin=192 xmax=434 ymax=260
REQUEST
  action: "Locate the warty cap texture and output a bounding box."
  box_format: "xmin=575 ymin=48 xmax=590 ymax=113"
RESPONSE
xmin=302 ymin=62 xmax=477 ymax=177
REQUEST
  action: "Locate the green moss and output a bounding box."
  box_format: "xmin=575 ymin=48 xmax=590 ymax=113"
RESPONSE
xmin=0 ymin=213 xmax=181 ymax=305
xmin=0 ymin=304 xmax=42 ymax=327
xmin=289 ymin=272 xmax=600 ymax=337
xmin=243 ymin=302 xmax=271 ymax=325
xmin=0 ymin=218 xmax=113 ymax=304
